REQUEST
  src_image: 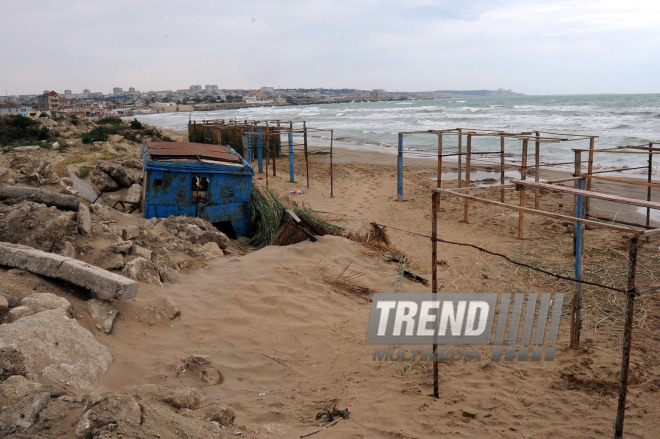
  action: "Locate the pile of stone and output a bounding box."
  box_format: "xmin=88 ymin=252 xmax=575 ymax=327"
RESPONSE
xmin=0 ymin=292 xmax=237 ymax=438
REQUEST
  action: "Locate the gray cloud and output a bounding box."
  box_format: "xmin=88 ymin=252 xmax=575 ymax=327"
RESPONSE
xmin=1 ymin=0 xmax=658 ymax=95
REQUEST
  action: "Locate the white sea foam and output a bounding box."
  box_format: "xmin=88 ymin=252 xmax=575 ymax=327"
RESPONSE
xmin=135 ymin=94 xmax=660 ymax=170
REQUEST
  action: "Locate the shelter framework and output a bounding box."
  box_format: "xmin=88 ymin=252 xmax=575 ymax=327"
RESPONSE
xmin=417 ymin=127 xmax=659 ymax=438
xmin=189 ymin=118 xmax=335 ymax=197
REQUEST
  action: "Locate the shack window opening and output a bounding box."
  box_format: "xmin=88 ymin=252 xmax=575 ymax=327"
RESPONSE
xmin=191 ymin=176 xmax=209 ymax=203
xmin=154 ymin=178 xmax=163 ymax=186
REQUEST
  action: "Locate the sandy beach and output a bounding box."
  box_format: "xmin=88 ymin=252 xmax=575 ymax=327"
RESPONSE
xmin=103 ymin=131 xmax=660 ymax=436
xmin=1 ymin=124 xmax=658 ymax=438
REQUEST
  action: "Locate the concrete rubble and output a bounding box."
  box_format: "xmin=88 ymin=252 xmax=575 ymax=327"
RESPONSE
xmin=0 ymin=185 xmax=80 ymax=210
xmin=0 ymin=242 xmax=138 ymax=300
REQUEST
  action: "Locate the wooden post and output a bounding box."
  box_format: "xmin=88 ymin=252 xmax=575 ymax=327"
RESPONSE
xmin=431 ymin=190 xmax=439 ymax=399
xmin=614 ymin=237 xmax=639 ymax=439
xmin=304 ymin=122 xmax=309 ymax=189
xmin=457 ymin=128 xmax=463 ymax=188
xmin=397 ymin=133 xmax=404 ymax=201
xmin=271 ymin=131 xmax=277 ymax=177
xmin=437 ymin=134 xmax=443 ymax=188
xmin=257 ymin=128 xmax=263 ymax=173
xmin=264 ymin=133 xmax=269 ymax=188
xmin=500 ymin=135 xmax=506 ymax=203
xmin=463 ymin=133 xmax=471 ymax=223
xmin=646 ymin=143 xmax=653 ymax=231
xmin=586 ymin=136 xmax=595 ymax=215
xmin=330 ymin=129 xmax=334 ymax=198
xmin=518 ymin=138 xmax=528 ymax=239
xmin=535 ymin=131 xmax=540 ymax=209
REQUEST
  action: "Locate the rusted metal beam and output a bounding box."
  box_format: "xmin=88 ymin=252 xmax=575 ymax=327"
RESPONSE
xmin=510 ymin=179 xmax=660 ymax=210
xmin=432 ymin=188 xmax=641 ymax=233
xmin=614 ymin=237 xmax=639 ymax=439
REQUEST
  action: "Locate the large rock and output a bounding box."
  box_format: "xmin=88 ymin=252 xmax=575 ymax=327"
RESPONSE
xmin=20 ymin=292 xmax=71 ymax=314
xmin=0 ymin=201 xmax=77 ymax=252
xmin=0 ymin=375 xmax=41 ymax=403
xmin=0 ymin=185 xmax=80 ymax=210
xmin=0 ymin=309 xmax=112 ymax=391
xmin=97 ymin=161 xmax=141 ymax=187
xmin=95 ymin=252 xmax=125 ymax=270
xmin=152 ymin=386 xmax=202 ymax=410
xmin=163 ymin=216 xmax=229 ymax=249
xmin=87 ymin=299 xmax=118 ymax=334
xmin=122 ymin=257 xmax=161 ymax=285
xmin=0 ymin=346 xmax=28 ymax=380
xmin=0 ymin=242 xmax=138 ymax=301
xmin=125 ymin=183 xmax=142 ymax=204
xmin=75 ymin=393 xmax=142 ymax=438
xmin=90 ymin=168 xmax=119 ymax=192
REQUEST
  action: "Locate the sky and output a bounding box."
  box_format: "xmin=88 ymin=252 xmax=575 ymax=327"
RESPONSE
xmin=1 ymin=0 xmax=659 ymax=96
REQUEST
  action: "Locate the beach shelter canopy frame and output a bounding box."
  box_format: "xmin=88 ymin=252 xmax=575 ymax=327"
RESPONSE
xmin=425 ymin=129 xmax=659 ymax=438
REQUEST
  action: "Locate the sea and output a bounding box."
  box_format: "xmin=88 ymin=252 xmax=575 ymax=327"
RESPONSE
xmin=134 ymin=94 xmax=660 ymax=173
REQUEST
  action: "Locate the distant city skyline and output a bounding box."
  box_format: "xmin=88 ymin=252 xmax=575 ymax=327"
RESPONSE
xmin=1 ymin=0 xmax=659 ymax=96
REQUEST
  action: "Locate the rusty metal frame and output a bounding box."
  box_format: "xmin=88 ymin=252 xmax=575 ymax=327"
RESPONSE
xmin=428 ymin=130 xmax=659 ymax=438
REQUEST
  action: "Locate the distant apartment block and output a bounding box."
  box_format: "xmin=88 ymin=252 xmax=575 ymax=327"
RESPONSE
xmin=37 ymin=91 xmax=62 ymax=110
xmin=190 ymin=85 xmax=202 ymax=93
xmin=113 ymin=87 xmax=123 ymax=96
xmin=205 ymin=84 xmax=219 ymax=93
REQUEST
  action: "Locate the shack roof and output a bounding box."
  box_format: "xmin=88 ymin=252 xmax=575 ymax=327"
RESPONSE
xmin=146 ymin=141 xmax=244 ymax=164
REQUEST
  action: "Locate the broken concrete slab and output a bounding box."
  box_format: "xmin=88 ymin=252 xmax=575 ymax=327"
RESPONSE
xmin=69 ymin=172 xmax=100 ymax=203
xmin=0 ymin=242 xmax=137 ymax=301
xmin=0 ymin=186 xmax=80 ymax=210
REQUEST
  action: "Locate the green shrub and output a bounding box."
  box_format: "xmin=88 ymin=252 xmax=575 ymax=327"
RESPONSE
xmin=0 ymin=115 xmax=43 ymax=145
xmin=69 ymin=114 xmax=79 ymax=125
xmin=81 ymin=126 xmax=109 ymax=144
xmin=129 ymin=118 xmax=144 ymax=129
xmin=37 ymin=126 xmax=50 ymax=140
xmin=97 ymin=116 xmax=124 ymax=127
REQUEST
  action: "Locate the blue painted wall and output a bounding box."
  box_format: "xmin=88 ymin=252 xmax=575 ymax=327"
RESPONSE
xmin=143 ymin=147 xmax=254 ymax=236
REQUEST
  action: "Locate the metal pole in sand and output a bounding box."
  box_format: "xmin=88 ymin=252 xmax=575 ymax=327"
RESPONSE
xmin=330 ymin=129 xmax=334 ymax=198
xmin=304 ymin=121 xmax=310 ymax=189
xmin=614 ymin=237 xmax=638 ymax=439
xmin=586 ymin=136 xmax=595 ymax=215
xmin=437 ymin=134 xmax=443 ymax=188
xmin=463 ymin=133 xmax=472 ymax=222
xmin=535 ymin=131 xmax=540 ymax=209
xmin=288 ymin=132 xmax=294 ymax=183
xmin=257 ymin=128 xmax=264 ymax=173
xmin=571 ymin=150 xmax=585 ymax=349
xmin=397 ymin=133 xmax=404 ymax=201
xmin=517 ymin=138 xmax=528 ymax=239
xmin=457 ymin=128 xmax=463 ymax=188
xmin=500 ymin=135 xmax=506 ymax=202
xmin=431 ymin=190 xmax=439 ymax=399
xmin=646 ymin=142 xmax=653 ymax=232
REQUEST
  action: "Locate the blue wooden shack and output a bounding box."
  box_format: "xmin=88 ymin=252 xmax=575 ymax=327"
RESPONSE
xmin=142 ymin=141 xmax=254 ymax=237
